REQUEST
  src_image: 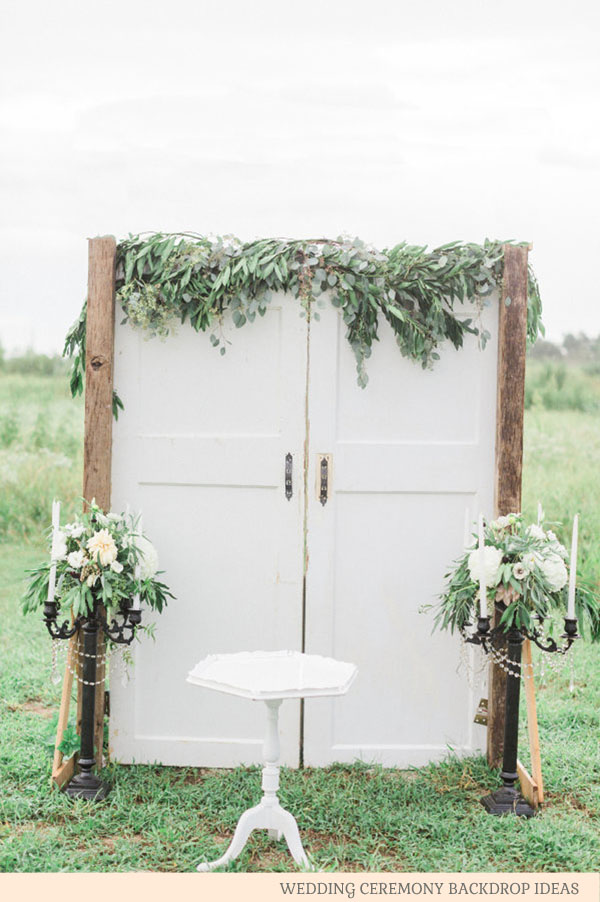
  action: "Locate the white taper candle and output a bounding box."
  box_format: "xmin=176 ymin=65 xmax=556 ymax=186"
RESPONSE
xmin=133 ymin=563 xmax=141 ymax=610
xmin=567 ymin=514 xmax=578 ymax=619
xmin=133 ymin=513 xmax=143 ymax=610
xmin=478 ymin=513 xmax=486 ymax=618
xmin=47 ymin=499 xmax=61 ymax=603
xmin=464 ymin=507 xmax=471 ymax=548
xmin=537 ymin=502 xmax=543 ymax=526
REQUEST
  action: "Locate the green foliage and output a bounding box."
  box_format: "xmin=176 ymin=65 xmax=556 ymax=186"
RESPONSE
xmin=525 ymin=361 xmax=600 ymax=414
xmin=0 ymin=409 xmax=20 ymax=447
xmin=0 ymin=372 xmax=83 ymax=539
xmin=435 ymin=513 xmax=600 ymax=642
xmin=1 ymin=351 xmax=69 ymax=378
xmin=56 ymin=723 xmax=80 ymax=759
xmin=43 ymin=713 xmax=80 ymax=759
xmin=64 ymin=233 xmax=543 ymax=409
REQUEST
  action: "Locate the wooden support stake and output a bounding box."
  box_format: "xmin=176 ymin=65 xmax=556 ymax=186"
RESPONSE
xmin=487 ymin=244 xmax=529 ymax=769
xmin=94 ymin=636 xmax=107 ymax=766
xmin=83 ymin=235 xmax=117 ymax=770
xmin=52 ymin=755 xmax=77 ymax=791
xmin=522 ymin=638 xmax=544 ymax=803
xmin=51 ymin=633 xmax=78 ymax=783
xmin=517 ymin=758 xmax=539 ymax=810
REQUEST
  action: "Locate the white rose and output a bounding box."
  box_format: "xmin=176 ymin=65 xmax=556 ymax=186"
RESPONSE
xmin=134 ymin=535 xmax=159 ymax=579
xmin=468 ymin=546 xmax=504 ymax=587
xmin=539 ymin=554 xmax=568 ymax=592
xmin=51 ymin=531 xmax=68 ymax=561
xmin=110 ymin=560 xmax=124 ymax=574
xmin=87 ymin=528 xmax=118 ymax=566
xmin=67 ymin=549 xmax=87 ymax=569
xmin=527 ymin=524 xmax=546 ymax=541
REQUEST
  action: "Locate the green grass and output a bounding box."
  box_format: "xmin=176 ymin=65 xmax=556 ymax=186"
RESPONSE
xmin=0 ymin=373 xmax=83 ymax=539
xmin=0 ymin=364 xmax=599 ymax=872
xmin=525 ymin=360 xmax=600 ymax=415
xmin=1 ymin=541 xmax=599 ymax=872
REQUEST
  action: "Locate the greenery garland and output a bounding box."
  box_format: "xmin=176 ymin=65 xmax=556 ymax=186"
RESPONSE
xmin=63 ymin=233 xmax=543 ymax=415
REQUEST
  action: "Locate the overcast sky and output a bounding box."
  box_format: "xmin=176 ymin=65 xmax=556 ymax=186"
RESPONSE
xmin=1 ymin=0 xmax=599 ymax=353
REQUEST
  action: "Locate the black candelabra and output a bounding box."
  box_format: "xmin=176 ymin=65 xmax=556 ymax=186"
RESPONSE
xmin=44 ymin=598 xmax=142 ymax=800
xmin=464 ymin=610 xmax=579 ymax=817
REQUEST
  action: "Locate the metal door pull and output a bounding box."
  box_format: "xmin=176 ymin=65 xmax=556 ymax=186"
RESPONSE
xmin=285 ymin=453 xmax=293 ymax=500
xmin=319 ymin=455 xmax=329 ymax=506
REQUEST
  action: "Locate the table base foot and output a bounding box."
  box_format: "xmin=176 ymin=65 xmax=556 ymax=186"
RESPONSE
xmin=197 ymin=801 xmax=311 ymax=872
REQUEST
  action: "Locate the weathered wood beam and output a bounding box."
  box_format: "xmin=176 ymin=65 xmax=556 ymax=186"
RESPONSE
xmin=487 ymin=244 xmax=529 ymax=769
xmin=84 ymin=235 xmax=117 ymax=768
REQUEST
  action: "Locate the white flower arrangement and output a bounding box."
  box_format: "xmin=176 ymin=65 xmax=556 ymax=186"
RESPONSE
xmin=22 ymin=500 xmax=173 ymax=620
xmin=435 ymin=512 xmax=598 ymax=636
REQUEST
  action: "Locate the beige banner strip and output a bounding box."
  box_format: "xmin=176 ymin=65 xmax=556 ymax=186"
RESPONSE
xmin=1 ymin=873 xmax=598 ymax=902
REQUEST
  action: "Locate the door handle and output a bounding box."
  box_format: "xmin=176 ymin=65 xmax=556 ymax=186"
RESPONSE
xmin=285 ymin=453 xmax=293 ymax=500
xmin=318 ymin=454 xmax=331 ymax=506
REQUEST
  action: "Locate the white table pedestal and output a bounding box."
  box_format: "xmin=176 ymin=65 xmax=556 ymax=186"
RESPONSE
xmin=188 ymin=650 xmax=357 ymax=872
xmin=198 ymin=699 xmax=310 ymax=871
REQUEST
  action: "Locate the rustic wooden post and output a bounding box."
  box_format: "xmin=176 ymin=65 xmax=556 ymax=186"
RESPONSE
xmin=84 ymin=236 xmax=117 ymax=767
xmin=52 ymin=236 xmax=116 ymax=787
xmin=487 ymin=243 xmax=529 ymax=768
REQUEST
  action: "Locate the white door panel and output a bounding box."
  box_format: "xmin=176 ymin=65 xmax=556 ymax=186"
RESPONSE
xmin=303 ymin=301 xmax=497 ymax=766
xmin=110 ymin=298 xmax=307 ymax=767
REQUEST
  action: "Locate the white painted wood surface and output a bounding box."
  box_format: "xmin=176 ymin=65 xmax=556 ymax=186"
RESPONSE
xmin=188 ymin=651 xmax=356 ymax=871
xmin=110 ymin=291 xmax=495 ymax=768
xmin=110 ymin=300 xmax=308 ymax=766
xmin=187 ymin=650 xmax=357 ymax=699
xmin=303 ymin=299 xmax=496 ymax=766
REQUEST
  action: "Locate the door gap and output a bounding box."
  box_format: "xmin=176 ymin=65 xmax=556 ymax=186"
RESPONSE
xmin=299 ymin=300 xmax=312 ymax=769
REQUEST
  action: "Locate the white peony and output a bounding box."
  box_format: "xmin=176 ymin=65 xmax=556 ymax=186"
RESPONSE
xmin=134 ymin=535 xmax=159 ymax=579
xmin=539 ymin=553 xmax=568 ymax=591
xmin=546 ymin=531 xmax=569 ymax=560
xmin=51 ymin=531 xmax=68 ymax=561
xmin=87 ymin=529 xmax=118 ymax=566
xmin=468 ymin=546 xmax=504 ymax=587
xmin=67 ymin=549 xmax=87 ymax=569
xmin=513 ymin=562 xmax=527 ymax=580
xmin=110 ymin=560 xmax=123 ymax=574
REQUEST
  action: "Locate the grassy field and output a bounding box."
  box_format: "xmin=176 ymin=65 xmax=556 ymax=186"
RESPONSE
xmin=0 ymin=360 xmax=599 ymax=872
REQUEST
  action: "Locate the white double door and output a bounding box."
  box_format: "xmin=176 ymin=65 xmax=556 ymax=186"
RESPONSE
xmin=110 ymin=293 xmax=496 ymax=768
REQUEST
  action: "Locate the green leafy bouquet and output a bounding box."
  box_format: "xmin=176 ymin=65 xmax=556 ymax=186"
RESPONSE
xmin=22 ymin=500 xmax=173 ymax=621
xmin=435 ymin=513 xmax=599 ymax=640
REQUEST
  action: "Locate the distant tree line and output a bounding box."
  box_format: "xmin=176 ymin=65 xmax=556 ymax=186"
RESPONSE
xmin=528 ymin=332 xmax=600 ymax=364
xmin=0 ymin=345 xmax=68 ymax=377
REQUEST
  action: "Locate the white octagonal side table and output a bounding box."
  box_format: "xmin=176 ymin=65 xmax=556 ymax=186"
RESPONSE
xmin=187 ymin=650 xmax=357 ymax=872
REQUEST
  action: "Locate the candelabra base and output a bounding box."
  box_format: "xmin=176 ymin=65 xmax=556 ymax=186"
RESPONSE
xmin=65 ymin=772 xmax=111 ymax=801
xmin=480 ymin=786 xmax=535 ymax=818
